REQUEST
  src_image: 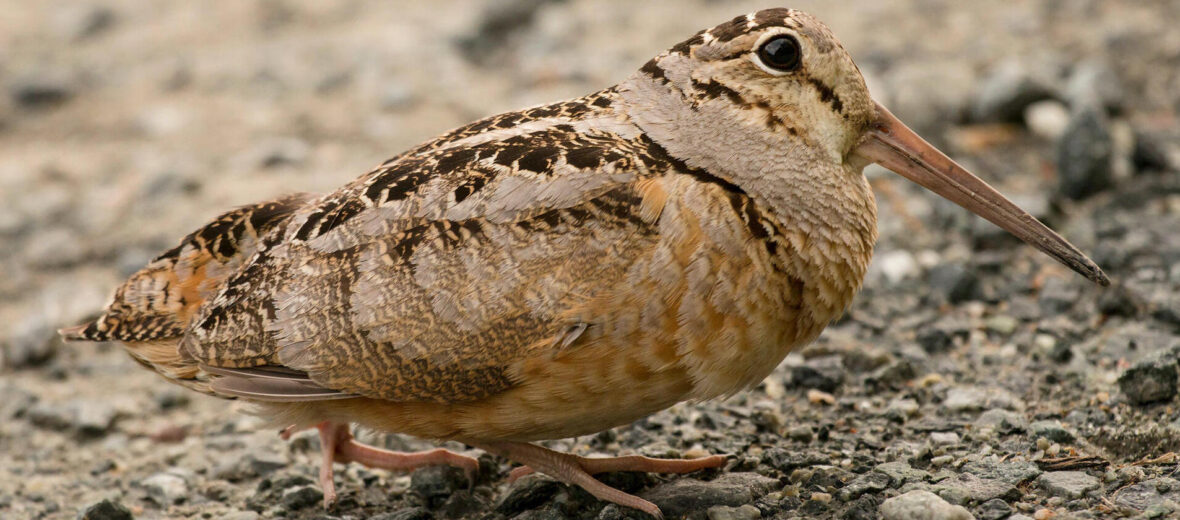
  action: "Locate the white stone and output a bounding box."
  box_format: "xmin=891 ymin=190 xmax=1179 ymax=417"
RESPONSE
xmin=880 ymin=490 xmax=975 ymax=520
xmin=1024 ymin=100 xmax=1070 ymax=140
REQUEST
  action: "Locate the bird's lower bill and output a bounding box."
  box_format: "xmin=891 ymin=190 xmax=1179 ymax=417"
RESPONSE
xmin=851 ymin=101 xmax=1110 ymax=287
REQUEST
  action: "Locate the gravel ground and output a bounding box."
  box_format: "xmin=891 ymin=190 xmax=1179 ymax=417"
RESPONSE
xmin=2 ymin=1 xmax=1179 ymax=519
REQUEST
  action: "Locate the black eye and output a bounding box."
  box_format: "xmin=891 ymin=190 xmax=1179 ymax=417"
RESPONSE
xmin=757 ymin=35 xmax=801 ymax=72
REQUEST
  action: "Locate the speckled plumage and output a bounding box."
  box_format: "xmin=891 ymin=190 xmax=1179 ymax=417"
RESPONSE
xmin=63 ymin=8 xmax=1105 ymax=517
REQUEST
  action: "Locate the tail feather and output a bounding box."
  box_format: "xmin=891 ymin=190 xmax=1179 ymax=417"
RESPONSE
xmin=61 ymin=193 xmax=314 ymax=395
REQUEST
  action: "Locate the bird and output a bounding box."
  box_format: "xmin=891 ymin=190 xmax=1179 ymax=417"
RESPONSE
xmin=61 ymin=8 xmax=1110 ymax=518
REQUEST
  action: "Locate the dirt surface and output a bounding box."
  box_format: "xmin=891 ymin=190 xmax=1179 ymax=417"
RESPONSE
xmin=2 ymin=1 xmax=1179 ymax=519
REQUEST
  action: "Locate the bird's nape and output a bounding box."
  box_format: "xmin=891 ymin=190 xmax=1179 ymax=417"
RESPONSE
xmin=852 ymin=101 xmax=1110 ymax=287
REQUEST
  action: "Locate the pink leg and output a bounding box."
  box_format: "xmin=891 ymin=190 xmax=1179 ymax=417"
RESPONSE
xmin=475 ymin=441 xmax=726 ymax=519
xmin=303 ymin=422 xmax=480 ymax=509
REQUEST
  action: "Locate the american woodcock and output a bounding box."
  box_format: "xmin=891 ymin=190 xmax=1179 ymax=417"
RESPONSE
xmin=62 ymin=8 xmax=1110 ymax=518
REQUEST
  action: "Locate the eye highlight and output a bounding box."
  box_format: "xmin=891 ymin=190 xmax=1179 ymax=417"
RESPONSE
xmin=756 ymin=35 xmax=801 ymax=72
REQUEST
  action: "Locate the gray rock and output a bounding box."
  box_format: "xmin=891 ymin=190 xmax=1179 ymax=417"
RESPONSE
xmin=1039 ymin=278 xmax=1081 ymax=315
xmin=1133 ymin=131 xmax=1172 ymax=173
xmin=280 ymin=485 xmax=322 ymax=510
xmin=790 ymin=355 xmax=845 ymax=392
xmin=1 ymin=316 xmax=58 ymax=369
xmin=27 ymin=400 xmax=118 ymax=438
xmin=974 ymin=409 xmax=1029 ymax=434
xmin=1057 ymin=107 xmax=1115 ymax=200
xmin=761 ymin=448 xmax=827 ymax=473
xmin=874 ymin=462 xmax=931 ymax=486
xmin=10 ymin=72 xmax=76 ymax=109
xmin=410 ymin=465 xmax=470 ymax=505
xmin=141 ymin=470 xmax=189 ymax=505
xmin=247 ymin=453 xmax=288 ymax=476
xmin=927 ymin=264 xmax=982 ymax=304
xmin=917 ymin=320 xmax=969 ymax=354
xmin=1118 ymin=354 xmax=1178 ymax=404
xmin=838 ymin=471 xmax=891 ymax=501
xmin=640 ymin=473 xmax=778 ymax=519
xmin=494 ymin=474 xmax=562 ymax=514
xmin=1098 ymin=285 xmax=1145 ymax=317
xmin=931 ymin=473 xmax=1018 ymax=505
xmin=944 ymin=387 xmax=1023 ymax=412
xmin=961 ymin=459 xmax=1041 ymax=485
xmin=1036 ymin=471 xmax=1101 ymax=499
xmin=706 ymin=504 xmax=761 ymax=520
xmin=974 ymin=498 xmax=1012 ymax=520
xmin=441 ymin=490 xmax=487 ymax=517
xmin=1030 ymin=420 xmax=1075 ymax=443
xmin=971 ymin=58 xmax=1057 ymax=123
xmin=1113 ymin=478 xmax=1180 ymax=511
xmin=1064 ymin=60 xmax=1124 ymax=115
xmin=152 ymin=388 xmax=190 ymax=411
xmin=879 ymin=490 xmax=974 ymax=520
xmin=77 ymin=498 xmax=133 ymax=520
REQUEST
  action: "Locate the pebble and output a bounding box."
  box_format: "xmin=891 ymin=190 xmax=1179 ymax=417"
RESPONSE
xmin=975 ymin=408 xmax=1029 ymax=434
xmin=790 ymin=355 xmax=845 ymax=392
xmin=706 ymin=504 xmax=761 ymax=520
xmin=879 ymin=490 xmax=974 ymax=520
xmin=1056 ymin=106 xmax=1114 ymax=200
xmin=884 ymin=398 xmax=920 ymax=422
xmin=874 ymin=462 xmax=931 ymax=486
xmin=1064 ymin=60 xmax=1125 ymax=114
xmin=970 ymin=57 xmax=1057 ymax=123
xmin=1112 ymin=478 xmax=1180 ymax=511
xmin=976 ymin=498 xmax=1013 ymax=520
xmin=279 ymin=485 xmax=322 ymax=510
xmin=932 ymin=473 xmax=1019 ymax=505
xmin=926 ymin=263 xmax=982 ymax=305
xmin=1024 ymin=100 xmax=1071 ymax=140
xmin=838 ymin=471 xmax=891 ymax=501
xmin=875 ymin=250 xmax=920 ymax=284
xmin=930 ymin=431 xmax=960 ymax=446
xmin=807 ymin=389 xmax=836 ymax=406
xmin=944 ymin=387 xmax=1023 ymax=412
xmin=10 ymin=71 xmax=76 ymax=109
xmin=410 ymin=465 xmax=470 ymax=506
xmin=639 ymin=473 xmax=778 ymax=519
xmin=77 ymin=498 xmax=133 ymax=520
xmin=494 ymin=474 xmax=562 ymax=514
xmin=141 ymin=469 xmax=190 ymax=505
xmin=1029 ymin=420 xmax=1075 ymax=443
xmin=1038 ymin=278 xmax=1081 ymax=315
xmin=961 ymin=459 xmax=1042 ymax=485
xmin=27 ymin=400 xmax=118 ymax=438
xmin=1132 ymin=131 xmax=1172 ymax=173
xmin=1 ymin=316 xmax=58 ymax=369
xmin=441 ymin=490 xmax=488 ymax=517
xmin=1036 ymin=471 xmax=1101 ymax=499
xmin=1118 ymin=353 xmax=1179 ymax=404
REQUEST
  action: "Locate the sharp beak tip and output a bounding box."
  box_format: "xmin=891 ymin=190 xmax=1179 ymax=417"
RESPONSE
xmin=861 ymin=101 xmax=1112 ymax=290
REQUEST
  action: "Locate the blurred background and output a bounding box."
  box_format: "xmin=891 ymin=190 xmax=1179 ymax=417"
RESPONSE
xmin=1 ymin=1 xmax=1178 ymax=519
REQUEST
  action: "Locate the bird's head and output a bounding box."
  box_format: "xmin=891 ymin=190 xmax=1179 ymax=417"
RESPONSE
xmin=627 ymin=8 xmax=1109 ymax=286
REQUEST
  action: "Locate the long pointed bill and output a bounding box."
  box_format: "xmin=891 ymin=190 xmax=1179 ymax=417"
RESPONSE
xmin=854 ymin=101 xmax=1110 ymax=286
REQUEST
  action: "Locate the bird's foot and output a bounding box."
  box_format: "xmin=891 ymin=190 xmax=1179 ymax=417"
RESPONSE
xmin=296 ymin=421 xmax=480 ymax=509
xmin=476 ymin=441 xmax=726 ymax=519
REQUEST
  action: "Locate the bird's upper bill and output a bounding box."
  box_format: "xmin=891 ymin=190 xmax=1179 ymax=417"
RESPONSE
xmin=852 ymin=103 xmax=1110 ymax=286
